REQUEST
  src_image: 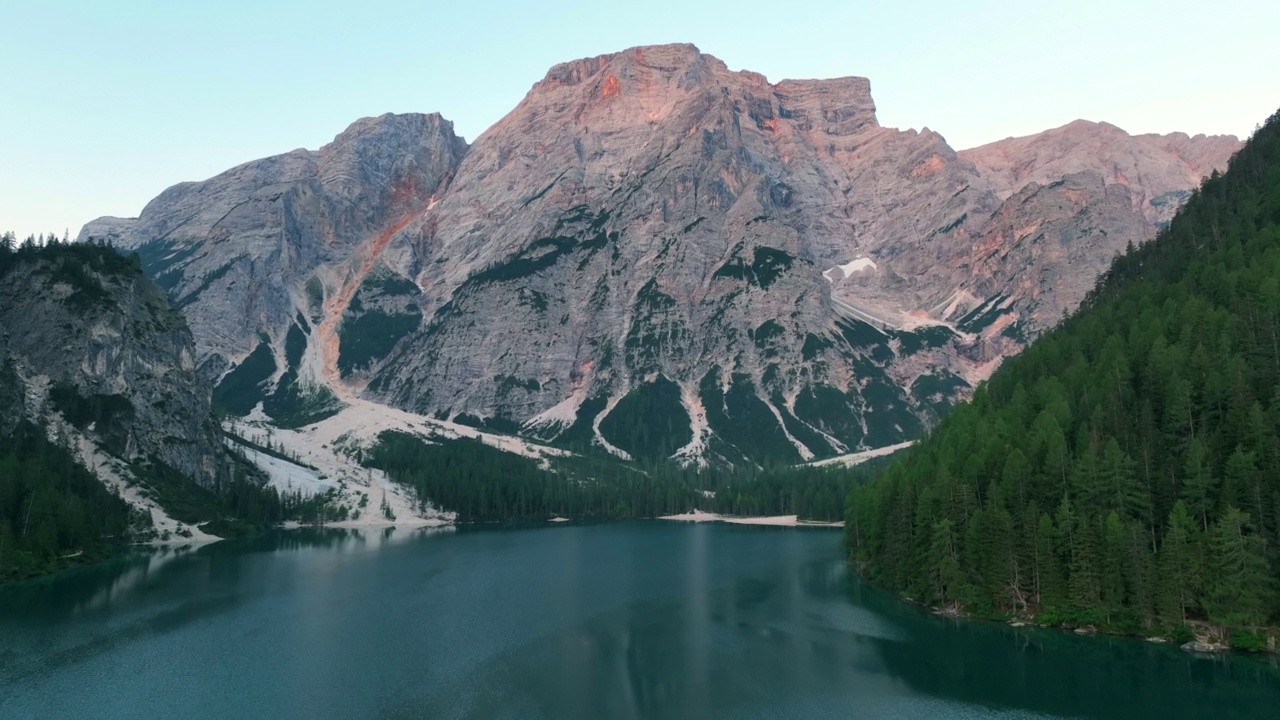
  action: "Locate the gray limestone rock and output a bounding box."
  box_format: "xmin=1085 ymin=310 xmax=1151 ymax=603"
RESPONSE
xmin=0 ymin=247 xmax=228 ymax=484
xmin=78 ymin=44 xmax=1241 ymax=464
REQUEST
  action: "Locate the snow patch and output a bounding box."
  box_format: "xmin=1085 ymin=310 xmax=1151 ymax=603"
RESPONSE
xmin=824 ymin=257 xmax=878 ymax=282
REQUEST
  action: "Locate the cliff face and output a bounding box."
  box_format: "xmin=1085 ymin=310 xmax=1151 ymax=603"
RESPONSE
xmin=80 ymin=44 xmax=1241 ymax=464
xmin=961 ymin=120 xmax=1241 ymax=226
xmin=0 ymin=246 xmax=228 ymax=484
xmin=81 ymin=113 xmax=467 ymax=380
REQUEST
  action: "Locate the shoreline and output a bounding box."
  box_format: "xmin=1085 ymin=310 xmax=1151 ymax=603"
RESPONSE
xmin=657 ymin=510 xmax=843 ymax=527
xmin=849 ymin=563 xmax=1280 ymax=656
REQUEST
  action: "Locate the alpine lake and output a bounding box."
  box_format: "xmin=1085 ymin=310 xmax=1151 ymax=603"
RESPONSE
xmin=2 ymin=521 xmax=1278 ymax=719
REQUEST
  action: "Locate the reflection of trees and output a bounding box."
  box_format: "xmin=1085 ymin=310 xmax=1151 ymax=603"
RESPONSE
xmin=844 ymin=572 xmax=1280 ymax=719
xmin=0 ymin=526 xmax=454 ymax=683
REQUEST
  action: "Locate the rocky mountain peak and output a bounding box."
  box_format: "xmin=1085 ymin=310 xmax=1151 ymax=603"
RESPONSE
xmin=318 ymin=112 xmax=467 ymax=201
xmin=79 ymin=47 xmax=1243 ymax=466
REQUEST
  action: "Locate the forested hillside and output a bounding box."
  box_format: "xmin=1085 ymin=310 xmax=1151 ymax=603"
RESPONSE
xmin=0 ymin=238 xmax=350 ymax=582
xmin=845 ymin=109 xmax=1280 ymax=648
xmin=364 ymin=431 xmax=858 ymax=522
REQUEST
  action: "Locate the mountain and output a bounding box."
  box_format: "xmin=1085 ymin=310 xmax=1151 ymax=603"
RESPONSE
xmin=845 ymin=108 xmax=1280 ymax=647
xmin=961 ymin=120 xmax=1242 ymax=227
xmin=0 ymin=243 xmax=226 ymax=485
xmin=79 ymin=44 xmax=1240 ymax=465
xmin=0 ymin=241 xmax=275 ymax=579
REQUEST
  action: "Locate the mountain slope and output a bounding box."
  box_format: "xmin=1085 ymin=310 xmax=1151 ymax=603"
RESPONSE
xmin=846 ymin=109 xmax=1280 ymax=646
xmin=962 ymin=120 xmax=1241 ymax=227
xmin=80 ymin=44 xmax=1240 ymax=465
xmin=0 ymin=242 xmax=227 ymax=484
xmin=0 ymin=240 xmax=280 ymax=579
xmin=81 ymin=114 xmax=467 ymax=426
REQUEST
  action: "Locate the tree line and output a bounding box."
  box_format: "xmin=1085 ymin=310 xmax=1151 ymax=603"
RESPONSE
xmin=845 ymin=109 xmax=1280 ymax=649
xmin=364 ymin=430 xmax=868 ymax=523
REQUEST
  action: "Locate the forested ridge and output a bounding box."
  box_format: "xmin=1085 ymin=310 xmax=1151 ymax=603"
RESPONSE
xmin=0 ymin=238 xmax=352 ymax=582
xmin=845 ymin=109 xmax=1280 ymax=649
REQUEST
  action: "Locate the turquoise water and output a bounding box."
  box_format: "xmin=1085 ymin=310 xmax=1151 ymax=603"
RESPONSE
xmin=1 ymin=522 xmax=1277 ymax=719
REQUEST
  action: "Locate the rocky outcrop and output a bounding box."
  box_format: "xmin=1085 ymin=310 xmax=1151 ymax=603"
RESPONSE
xmin=0 ymin=245 xmax=229 ymax=484
xmin=79 ymin=44 xmax=1241 ymax=465
xmin=81 ymin=113 xmax=466 ymax=380
xmin=961 ymin=120 xmax=1240 ymax=227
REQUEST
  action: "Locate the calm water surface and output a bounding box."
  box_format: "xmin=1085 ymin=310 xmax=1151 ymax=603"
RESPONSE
xmin=1 ymin=522 xmax=1278 ymax=719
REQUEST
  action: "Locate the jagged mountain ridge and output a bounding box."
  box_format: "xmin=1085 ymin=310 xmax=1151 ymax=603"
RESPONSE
xmin=80 ymin=44 xmax=1240 ymax=465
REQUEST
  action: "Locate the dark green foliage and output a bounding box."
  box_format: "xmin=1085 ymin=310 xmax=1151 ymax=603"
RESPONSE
xmin=265 ymin=323 xmax=342 ymax=428
xmin=364 ymin=431 xmax=863 ymax=523
xmin=0 ymin=238 xmax=348 ymax=581
xmin=451 ymin=412 xmax=521 ymax=435
xmin=0 ymin=240 xmax=143 ymax=313
xmin=335 ymin=307 xmax=419 ymax=376
xmin=364 ymin=431 xmax=697 ymax=522
xmin=847 ymin=109 xmax=1280 ymax=644
xmin=911 ymin=371 xmax=970 ymax=417
xmin=598 ymin=376 xmax=692 ymax=462
xmin=705 ymin=462 xmax=868 ymax=520
xmin=48 ymin=381 xmax=134 ymax=454
xmin=699 ymin=368 xmax=800 ymax=464
xmin=801 ymin=332 xmax=832 ymax=362
xmin=222 ymin=430 xmax=318 ymax=471
xmin=752 ymin=319 xmax=786 ymax=358
xmin=837 ymin=318 xmax=889 ymax=348
xmin=859 ymin=374 xmax=922 ymax=448
xmin=712 ymin=245 xmax=795 ymax=289
xmin=130 ymin=238 xmax=197 ymax=293
xmin=547 ymin=394 xmax=609 ymax=450
xmin=337 ymin=276 xmax=423 ymax=377
xmin=895 ymin=325 xmax=956 ymax=355
xmin=212 ymin=337 xmax=276 ymax=416
xmin=794 ymin=384 xmax=864 ymax=450
xmin=955 ymin=294 xmax=1014 ymax=334
xmin=770 ymin=391 xmax=835 ymax=458
xmin=0 ymin=422 xmax=134 ymax=582
xmin=468 ymin=207 xmax=616 ymax=286
xmin=835 ymin=319 xmax=894 ymax=362
xmin=360 ymin=271 xmax=419 ymax=297
xmin=480 ymin=415 xmax=522 ymax=435
xmin=624 ymin=280 xmax=690 ymax=373
xmin=305 ymin=277 xmax=325 ymax=317
xmin=469 ymin=236 xmax=579 ymax=285
xmin=129 ymin=453 xmax=339 ymax=539
xmin=937 ymin=213 xmax=968 ymax=234
xmin=495 ymin=374 xmax=540 ymax=393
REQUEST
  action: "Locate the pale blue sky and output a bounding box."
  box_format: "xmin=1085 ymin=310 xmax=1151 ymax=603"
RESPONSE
xmin=2 ymin=0 xmax=1277 ymax=239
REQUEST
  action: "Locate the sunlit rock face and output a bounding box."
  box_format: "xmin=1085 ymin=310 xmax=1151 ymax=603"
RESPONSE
xmin=81 ymin=44 xmax=1240 ymax=464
